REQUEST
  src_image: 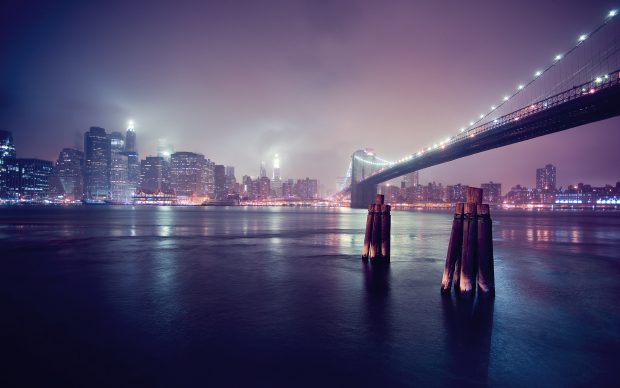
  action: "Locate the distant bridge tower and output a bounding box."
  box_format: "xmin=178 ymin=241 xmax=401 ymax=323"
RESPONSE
xmin=350 ymin=149 xmax=383 ymax=208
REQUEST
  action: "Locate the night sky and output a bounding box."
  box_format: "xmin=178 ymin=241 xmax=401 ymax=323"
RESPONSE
xmin=2 ymin=0 xmax=619 ymax=192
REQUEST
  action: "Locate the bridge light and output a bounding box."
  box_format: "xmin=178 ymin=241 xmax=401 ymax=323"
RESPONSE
xmin=490 ymin=105 xmax=496 ymax=110
xmin=459 ymin=127 xmax=465 ymax=132
xmin=595 ymin=77 xmax=603 ymax=83
xmin=554 ymin=54 xmax=562 ymax=61
xmin=469 ymin=121 xmax=474 ymax=126
xmin=479 ymin=114 xmax=484 ymax=119
xmin=445 ymin=137 xmax=451 ymax=143
xmin=578 ymin=34 xmax=587 ymax=42
xmin=503 ymin=96 xmax=510 ymax=101
xmin=493 ymin=119 xmax=498 ymax=123
xmin=534 ymin=70 xmax=542 ymax=77
xmin=609 ymin=9 xmax=618 ymax=17
xmin=518 ymin=84 xmax=524 ymax=90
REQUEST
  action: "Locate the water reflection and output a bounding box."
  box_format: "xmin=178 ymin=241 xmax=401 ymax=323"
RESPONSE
xmin=363 ymin=261 xmax=391 ymax=343
xmin=441 ymin=295 xmax=494 ymax=385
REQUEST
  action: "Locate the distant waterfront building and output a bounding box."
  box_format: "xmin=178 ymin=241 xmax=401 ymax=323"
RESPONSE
xmin=445 ymin=183 xmax=468 ymax=203
xmin=204 ymin=159 xmax=215 ymax=198
xmin=4 ymin=158 xmax=53 ymax=201
xmin=125 ymin=121 xmax=136 ymax=152
xmin=536 ymin=164 xmax=557 ymax=191
xmin=271 ymin=154 xmax=282 ymax=197
xmin=170 ymin=152 xmax=206 ymax=197
xmin=49 ymin=148 xmax=84 ymax=201
xmin=140 ymin=156 xmax=165 ymax=193
xmin=295 ymin=178 xmax=318 ymax=200
xmin=505 ymin=185 xmax=534 ymax=204
xmin=0 ymin=130 xmax=17 ymax=198
xmin=84 ymin=127 xmax=111 ymax=200
xmin=258 ymin=176 xmax=271 ymax=198
xmin=214 ymin=164 xmax=226 ymax=199
xmin=404 ymin=171 xmax=419 ymax=188
xmin=123 ymin=151 xmax=140 ymax=197
xmin=481 ymin=181 xmax=502 ymax=204
xmin=260 ymin=161 xmax=267 ymax=178
xmin=110 ymin=153 xmax=130 ymax=203
xmin=225 ymin=165 xmax=236 ymax=194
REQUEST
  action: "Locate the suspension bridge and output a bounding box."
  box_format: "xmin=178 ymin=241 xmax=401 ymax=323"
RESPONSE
xmin=337 ymin=9 xmax=620 ymax=208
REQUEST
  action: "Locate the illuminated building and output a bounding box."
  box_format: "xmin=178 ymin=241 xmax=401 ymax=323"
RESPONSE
xmin=84 ymin=127 xmax=111 ymax=200
xmin=258 ymin=176 xmax=271 ymax=198
xmin=49 ymin=148 xmax=84 ymax=201
xmin=4 ymin=158 xmax=53 ymax=201
xmin=170 ymin=152 xmax=206 ymax=197
xmin=0 ymin=130 xmax=17 ymax=198
xmin=271 ymin=154 xmax=282 ymax=197
xmin=481 ymin=181 xmax=502 ymax=204
xmin=404 ymin=171 xmax=419 ymax=188
xmin=295 ymin=178 xmax=318 ymax=200
xmin=214 ymin=164 xmax=226 ymax=199
xmin=536 ymin=164 xmax=557 ymax=191
xmin=445 ymin=184 xmax=468 ymax=203
xmin=225 ymin=166 xmax=236 ymax=193
xmin=125 ymin=121 xmax=136 ymax=152
xmin=157 ymin=139 xmax=174 ymax=161
xmin=140 ymin=156 xmax=165 ymax=193
xmin=259 ymin=161 xmax=267 ymax=178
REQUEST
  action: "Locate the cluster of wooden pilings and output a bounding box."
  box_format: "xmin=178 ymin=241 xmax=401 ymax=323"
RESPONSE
xmin=441 ymin=187 xmax=495 ymax=299
xmin=362 ymin=194 xmax=391 ymax=262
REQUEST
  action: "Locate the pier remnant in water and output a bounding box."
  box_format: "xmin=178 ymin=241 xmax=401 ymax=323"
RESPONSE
xmin=440 ymin=187 xmax=495 ymax=299
xmin=362 ymin=194 xmax=390 ymax=262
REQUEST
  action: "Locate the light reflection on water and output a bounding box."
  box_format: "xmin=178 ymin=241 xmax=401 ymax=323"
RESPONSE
xmin=0 ymin=206 xmax=619 ymax=386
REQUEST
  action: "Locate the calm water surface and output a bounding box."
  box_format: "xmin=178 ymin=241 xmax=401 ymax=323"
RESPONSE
xmin=1 ymin=206 xmax=619 ymax=387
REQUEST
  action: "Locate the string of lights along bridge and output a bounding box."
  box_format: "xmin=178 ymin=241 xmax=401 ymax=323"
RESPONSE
xmin=344 ymin=9 xmax=620 ymax=208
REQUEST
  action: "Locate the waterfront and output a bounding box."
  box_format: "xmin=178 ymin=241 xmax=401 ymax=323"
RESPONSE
xmin=1 ymin=207 xmax=619 ymax=387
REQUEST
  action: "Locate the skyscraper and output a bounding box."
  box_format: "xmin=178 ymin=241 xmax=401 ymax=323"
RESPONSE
xmin=536 ymin=164 xmax=557 ymax=191
xmin=140 ymin=156 xmax=165 ymax=193
xmin=49 ymin=148 xmax=84 ymax=201
xmin=225 ymin=166 xmax=236 ymax=194
xmin=404 ymin=171 xmax=419 ymax=188
xmin=214 ymin=164 xmax=226 ymax=199
xmin=157 ymin=139 xmax=174 ymax=161
xmin=260 ymin=161 xmax=267 ymax=178
xmin=109 ymin=131 xmax=132 ymax=203
xmin=481 ymin=181 xmax=502 ymax=204
xmin=170 ymin=152 xmax=206 ymax=197
xmin=84 ymin=127 xmax=111 ymax=201
xmin=3 ymin=159 xmax=53 ymax=201
xmin=271 ymin=154 xmax=282 ymax=197
xmin=125 ymin=121 xmax=136 ymax=152
xmin=0 ymin=130 xmax=17 ymax=198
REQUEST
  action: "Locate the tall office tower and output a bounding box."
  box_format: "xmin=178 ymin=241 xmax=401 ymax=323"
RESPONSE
xmin=271 ymin=154 xmax=282 ymax=197
xmin=404 ymin=171 xmax=419 ymax=188
xmin=49 ymin=148 xmax=84 ymax=201
xmin=0 ymin=130 xmax=17 ymax=198
xmin=124 ymin=151 xmax=140 ymax=196
xmin=224 ymin=165 xmax=236 ymax=193
xmin=157 ymin=139 xmax=174 ymax=161
xmin=3 ymin=159 xmax=53 ymax=201
xmin=170 ymin=152 xmax=206 ymax=197
xmin=125 ymin=121 xmax=136 ymax=152
xmin=204 ymin=159 xmax=215 ymax=198
xmin=140 ymin=156 xmax=165 ymax=193
xmin=536 ymin=164 xmax=557 ymax=191
xmin=481 ymin=181 xmax=502 ymax=204
xmin=84 ymin=127 xmax=111 ymax=200
xmin=110 ymin=153 xmax=130 ymax=203
xmin=214 ymin=164 xmax=227 ymax=199
xmin=242 ymin=175 xmax=253 ymax=197
xmin=258 ymin=176 xmax=271 ymax=198
xmin=260 ymin=161 xmax=267 ymax=178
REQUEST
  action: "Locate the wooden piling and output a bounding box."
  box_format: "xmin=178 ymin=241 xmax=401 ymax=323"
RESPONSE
xmin=467 ymin=187 xmax=483 ymax=205
xmin=380 ymin=204 xmax=391 ymax=260
xmin=362 ymin=204 xmax=374 ymax=260
xmin=375 ymin=194 xmax=385 ymax=205
xmin=441 ymin=202 xmax=464 ymax=294
xmin=459 ymin=203 xmax=478 ymax=299
xmin=369 ymin=203 xmax=383 ymax=259
xmin=476 ymin=204 xmax=495 ymax=299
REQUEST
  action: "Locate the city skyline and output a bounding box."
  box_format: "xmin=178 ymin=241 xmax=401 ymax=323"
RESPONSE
xmin=2 ymin=1 xmax=620 ymax=191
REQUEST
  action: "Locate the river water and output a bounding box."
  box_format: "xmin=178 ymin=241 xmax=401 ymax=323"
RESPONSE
xmin=1 ymin=206 xmax=619 ymax=387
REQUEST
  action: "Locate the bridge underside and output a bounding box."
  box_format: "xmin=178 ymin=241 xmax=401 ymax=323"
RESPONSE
xmin=351 ymin=182 xmax=377 ymax=209
xmin=350 ymin=80 xmax=620 ymax=205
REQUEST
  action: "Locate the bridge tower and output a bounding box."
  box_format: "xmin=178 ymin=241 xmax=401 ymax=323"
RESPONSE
xmin=350 ymin=149 xmax=380 ymax=208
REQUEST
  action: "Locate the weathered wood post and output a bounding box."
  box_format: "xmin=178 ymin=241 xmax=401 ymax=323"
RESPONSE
xmin=459 ymin=187 xmax=482 ymax=299
xmin=369 ymin=195 xmax=384 ymax=259
xmin=441 ymin=202 xmax=464 ymax=293
xmin=380 ymin=204 xmax=391 ymax=260
xmin=362 ymin=204 xmax=375 ymax=260
xmin=476 ymin=204 xmax=495 ymax=299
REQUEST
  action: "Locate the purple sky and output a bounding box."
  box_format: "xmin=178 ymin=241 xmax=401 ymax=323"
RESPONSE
xmin=1 ymin=0 xmax=619 ymax=192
